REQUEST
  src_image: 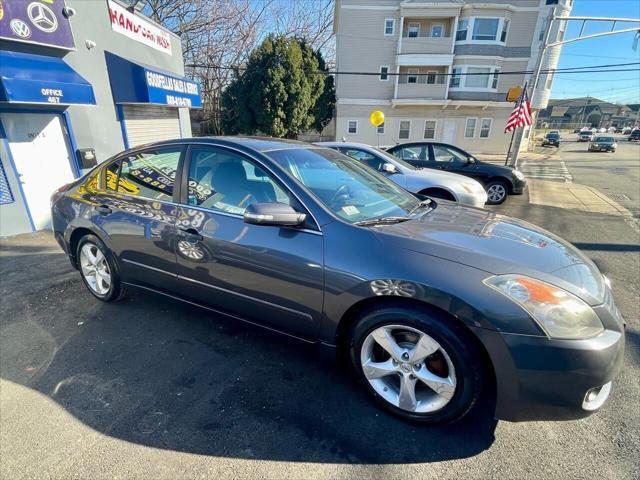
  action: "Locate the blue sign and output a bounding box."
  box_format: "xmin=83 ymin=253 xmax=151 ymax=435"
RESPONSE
xmin=0 ymin=0 xmax=75 ymax=50
xmin=0 ymin=50 xmax=96 ymax=105
xmin=105 ymin=52 xmax=202 ymax=109
xmin=144 ymin=69 xmax=202 ymax=108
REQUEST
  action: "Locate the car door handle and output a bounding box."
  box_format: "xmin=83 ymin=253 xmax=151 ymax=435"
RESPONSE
xmin=178 ymin=227 xmax=203 ymax=242
xmin=96 ymin=205 xmax=112 ymax=215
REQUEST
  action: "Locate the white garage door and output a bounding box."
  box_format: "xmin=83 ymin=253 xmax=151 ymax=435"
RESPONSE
xmin=122 ymin=105 xmax=181 ymax=147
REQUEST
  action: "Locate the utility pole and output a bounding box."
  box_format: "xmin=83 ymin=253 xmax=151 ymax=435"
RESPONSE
xmin=577 ymin=95 xmax=590 ymax=129
xmin=508 ymin=12 xmax=640 ymax=167
xmin=508 ymin=7 xmax=555 ymax=167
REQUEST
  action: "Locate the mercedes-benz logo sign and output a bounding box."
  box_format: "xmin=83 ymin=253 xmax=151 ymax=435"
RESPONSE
xmin=27 ymin=2 xmax=58 ymax=33
xmin=10 ymin=19 xmax=32 ymax=39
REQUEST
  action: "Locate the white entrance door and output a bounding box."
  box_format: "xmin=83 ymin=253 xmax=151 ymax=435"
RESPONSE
xmin=0 ymin=112 xmax=76 ymax=230
xmin=442 ymin=119 xmax=457 ymax=144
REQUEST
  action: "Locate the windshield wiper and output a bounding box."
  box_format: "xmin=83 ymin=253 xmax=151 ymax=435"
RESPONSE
xmin=407 ymin=199 xmax=433 ymax=216
xmin=354 ymin=216 xmax=411 ymax=227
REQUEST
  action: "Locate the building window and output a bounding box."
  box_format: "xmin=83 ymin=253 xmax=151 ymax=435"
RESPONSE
xmin=472 ymin=18 xmax=499 ymax=41
xmin=545 ymin=73 xmax=554 ymax=89
xmin=501 ymin=20 xmax=510 ymax=42
xmin=426 ymin=71 xmax=437 ymax=84
xmin=384 ymin=18 xmax=395 ymax=36
xmin=431 ymin=24 xmax=444 ymax=38
xmin=399 ymin=120 xmax=411 ymax=140
xmin=465 ymin=67 xmax=491 ymax=88
xmin=408 ymin=23 xmax=420 ymax=38
xmin=450 ymin=68 xmax=462 ymax=87
xmin=377 ymin=122 xmax=385 ymax=134
xmin=423 ymin=120 xmax=437 ymax=139
xmin=480 ymin=118 xmax=492 ymax=138
xmin=456 ymin=19 xmax=469 ymax=41
xmin=407 ymin=68 xmax=419 ymax=84
xmin=492 ymin=68 xmax=500 ymax=89
xmin=348 ymin=120 xmax=358 ymax=134
xmin=379 ymin=66 xmax=389 ymax=81
xmin=465 ymin=118 xmax=477 ymax=138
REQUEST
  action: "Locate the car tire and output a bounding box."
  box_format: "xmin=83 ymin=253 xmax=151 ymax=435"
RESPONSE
xmin=485 ymin=180 xmax=508 ymax=205
xmin=77 ymin=234 xmax=126 ymax=302
xmin=348 ymin=305 xmax=484 ymax=424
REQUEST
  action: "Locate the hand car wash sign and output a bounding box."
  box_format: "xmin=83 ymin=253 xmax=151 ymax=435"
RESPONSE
xmin=108 ymin=0 xmax=171 ymax=55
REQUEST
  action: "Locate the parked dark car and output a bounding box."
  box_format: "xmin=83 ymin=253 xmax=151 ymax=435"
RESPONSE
xmin=52 ymin=137 xmax=624 ymax=424
xmin=629 ymin=129 xmax=640 ymax=142
xmin=385 ymin=142 xmax=526 ymax=205
xmin=589 ymin=136 xmax=617 ymax=153
xmin=541 ymin=131 xmax=560 ymax=147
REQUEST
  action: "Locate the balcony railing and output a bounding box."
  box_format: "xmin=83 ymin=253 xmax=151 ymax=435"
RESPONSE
xmin=395 ymin=83 xmax=447 ymax=100
xmin=400 ymin=36 xmax=453 ymax=55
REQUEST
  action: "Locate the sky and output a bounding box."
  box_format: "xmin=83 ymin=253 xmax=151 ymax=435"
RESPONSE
xmin=551 ymin=0 xmax=640 ymax=104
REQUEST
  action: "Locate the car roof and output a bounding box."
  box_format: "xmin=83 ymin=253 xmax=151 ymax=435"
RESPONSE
xmin=132 ymin=136 xmax=315 ymax=153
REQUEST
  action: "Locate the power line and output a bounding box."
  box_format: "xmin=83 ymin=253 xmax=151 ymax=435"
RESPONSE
xmin=186 ymin=61 xmax=640 ymax=77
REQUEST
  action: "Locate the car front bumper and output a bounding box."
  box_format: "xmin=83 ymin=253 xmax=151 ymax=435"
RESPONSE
xmin=589 ymin=145 xmax=615 ymax=151
xmin=471 ymin=294 xmax=625 ymax=422
xmin=511 ymin=176 xmax=527 ymax=195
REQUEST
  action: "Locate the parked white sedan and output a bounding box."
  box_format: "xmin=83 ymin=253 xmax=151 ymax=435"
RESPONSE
xmin=317 ymin=142 xmax=488 ymax=208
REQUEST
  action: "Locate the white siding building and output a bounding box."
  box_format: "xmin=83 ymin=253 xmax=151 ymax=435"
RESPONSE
xmin=333 ymin=0 xmax=573 ymax=153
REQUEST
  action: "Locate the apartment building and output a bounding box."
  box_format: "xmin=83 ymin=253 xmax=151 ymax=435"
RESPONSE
xmin=333 ymin=0 xmax=573 ymax=153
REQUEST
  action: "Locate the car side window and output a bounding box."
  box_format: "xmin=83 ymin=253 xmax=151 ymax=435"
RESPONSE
xmin=186 ymin=146 xmax=294 ymax=215
xmin=106 ymin=148 xmax=182 ymax=201
xmin=432 ymin=145 xmax=467 ymax=164
xmin=397 ymin=146 xmax=426 ymax=161
xmin=341 ymin=148 xmax=386 ymax=172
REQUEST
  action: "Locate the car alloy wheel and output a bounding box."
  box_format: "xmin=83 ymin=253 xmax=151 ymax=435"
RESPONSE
xmin=486 ymin=182 xmax=507 ymax=204
xmin=360 ymin=324 xmax=457 ymax=413
xmin=80 ymin=243 xmax=112 ymax=296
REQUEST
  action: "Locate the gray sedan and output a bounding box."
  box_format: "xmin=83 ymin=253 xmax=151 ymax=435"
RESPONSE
xmin=317 ymin=142 xmax=488 ymax=208
xmin=51 ymin=137 xmax=624 ymax=424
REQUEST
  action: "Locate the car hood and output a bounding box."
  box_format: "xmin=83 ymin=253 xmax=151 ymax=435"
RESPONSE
xmin=373 ymin=202 xmax=605 ymax=305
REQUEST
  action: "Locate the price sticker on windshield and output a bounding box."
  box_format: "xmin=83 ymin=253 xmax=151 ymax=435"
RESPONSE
xmin=342 ymin=205 xmax=359 ymax=216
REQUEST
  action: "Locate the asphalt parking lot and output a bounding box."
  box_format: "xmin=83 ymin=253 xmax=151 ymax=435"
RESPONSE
xmin=1 ymin=175 xmax=639 ymax=479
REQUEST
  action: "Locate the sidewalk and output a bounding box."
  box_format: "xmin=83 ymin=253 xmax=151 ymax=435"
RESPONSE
xmin=527 ymin=179 xmax=632 ymax=216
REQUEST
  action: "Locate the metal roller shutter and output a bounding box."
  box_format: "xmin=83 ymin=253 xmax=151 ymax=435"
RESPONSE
xmin=122 ymin=105 xmax=181 ymax=147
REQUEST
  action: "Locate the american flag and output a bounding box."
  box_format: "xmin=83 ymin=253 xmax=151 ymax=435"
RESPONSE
xmin=504 ymin=87 xmax=532 ymax=133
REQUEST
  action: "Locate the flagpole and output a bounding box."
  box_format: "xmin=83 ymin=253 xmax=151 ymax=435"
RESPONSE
xmin=505 ymin=128 xmax=517 ymax=166
xmin=505 ymin=81 xmax=528 ymax=166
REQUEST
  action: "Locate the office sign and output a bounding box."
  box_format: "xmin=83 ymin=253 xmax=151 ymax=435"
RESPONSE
xmin=107 ymin=0 xmax=172 ymax=56
xmin=0 ymin=0 xmax=75 ymax=50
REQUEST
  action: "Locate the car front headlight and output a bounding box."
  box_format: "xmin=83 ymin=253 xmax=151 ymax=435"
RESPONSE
xmin=513 ymin=170 xmax=525 ymax=180
xmin=483 ymin=274 xmax=604 ymax=339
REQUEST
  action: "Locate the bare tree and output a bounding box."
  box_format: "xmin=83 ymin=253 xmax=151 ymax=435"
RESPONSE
xmin=144 ymin=0 xmax=335 ymax=134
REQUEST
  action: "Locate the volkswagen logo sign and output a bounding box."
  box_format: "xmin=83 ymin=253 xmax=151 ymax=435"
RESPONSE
xmin=10 ymin=19 xmax=32 ymax=39
xmin=27 ymin=2 xmax=58 ymax=33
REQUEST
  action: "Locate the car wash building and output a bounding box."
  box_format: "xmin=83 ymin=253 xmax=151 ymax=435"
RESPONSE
xmin=0 ymin=0 xmax=202 ymax=236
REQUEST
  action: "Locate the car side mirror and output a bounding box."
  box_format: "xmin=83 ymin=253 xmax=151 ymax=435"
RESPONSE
xmin=244 ymin=202 xmax=306 ymax=227
xmin=467 ymin=156 xmax=476 ymax=164
xmin=382 ymin=163 xmax=398 ymax=174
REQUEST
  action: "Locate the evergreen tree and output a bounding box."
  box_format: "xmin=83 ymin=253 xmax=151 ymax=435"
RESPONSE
xmin=222 ymin=35 xmax=333 ymax=138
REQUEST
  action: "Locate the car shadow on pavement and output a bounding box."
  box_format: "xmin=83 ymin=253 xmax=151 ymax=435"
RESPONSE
xmin=0 ymin=243 xmax=497 ymax=465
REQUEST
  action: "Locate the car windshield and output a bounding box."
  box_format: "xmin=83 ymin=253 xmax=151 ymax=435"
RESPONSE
xmin=267 ymin=147 xmax=427 ymax=224
xmin=547 ymin=133 xmax=559 ymax=138
xmin=594 ymin=136 xmax=613 ymax=142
